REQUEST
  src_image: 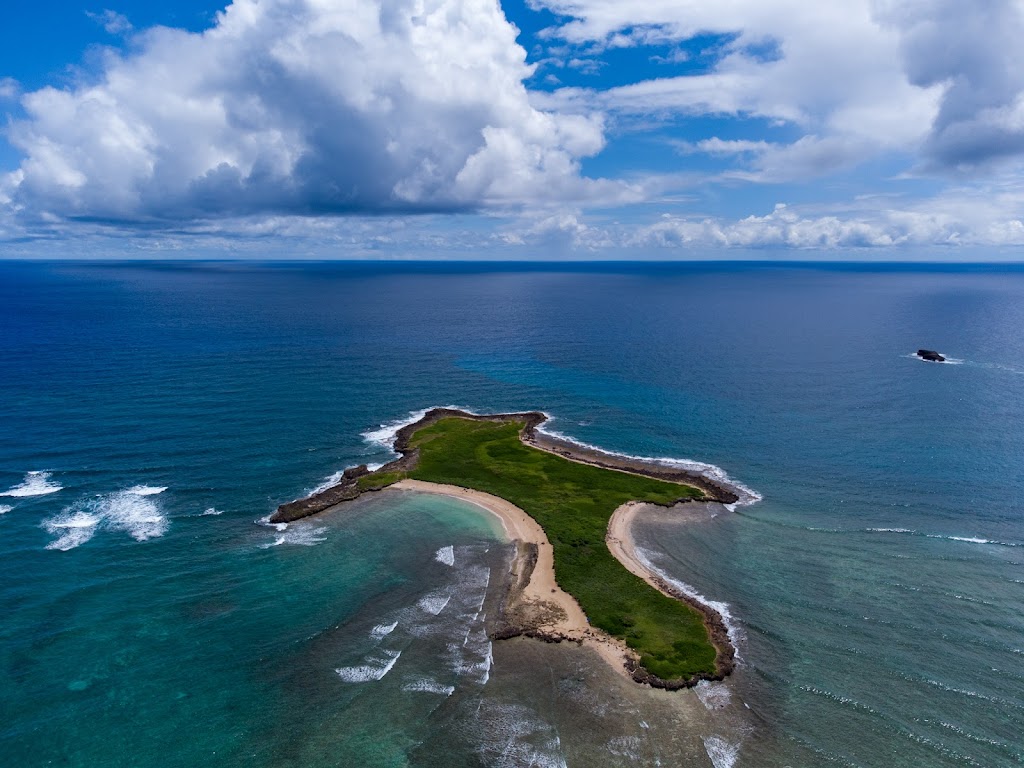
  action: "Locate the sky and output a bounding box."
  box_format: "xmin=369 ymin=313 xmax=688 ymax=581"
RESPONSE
xmin=1 ymin=0 xmax=1024 ymax=259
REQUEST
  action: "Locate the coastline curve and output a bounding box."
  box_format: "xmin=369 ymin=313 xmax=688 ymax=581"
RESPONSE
xmin=271 ymin=407 xmax=747 ymax=688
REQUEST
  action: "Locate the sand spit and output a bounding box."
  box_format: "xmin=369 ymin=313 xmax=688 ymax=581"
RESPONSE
xmin=393 ymin=479 xmax=638 ymax=678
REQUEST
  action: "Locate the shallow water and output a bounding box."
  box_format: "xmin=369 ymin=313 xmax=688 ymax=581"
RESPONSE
xmin=2 ymin=261 xmax=1023 ymax=766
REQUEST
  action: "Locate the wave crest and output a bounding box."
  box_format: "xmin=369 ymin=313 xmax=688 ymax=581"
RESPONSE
xmin=336 ymin=650 xmax=401 ymax=683
xmin=2 ymin=471 xmax=63 ymax=498
xmin=42 ymin=487 xmax=169 ymax=550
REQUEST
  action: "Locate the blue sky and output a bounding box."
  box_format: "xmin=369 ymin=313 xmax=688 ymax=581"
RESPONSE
xmin=1 ymin=0 xmax=1023 ymax=259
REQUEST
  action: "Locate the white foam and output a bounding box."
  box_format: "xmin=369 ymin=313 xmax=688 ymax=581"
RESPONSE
xmin=105 ymin=491 xmax=169 ymax=541
xmin=479 ymin=639 xmax=494 ymax=685
xmin=435 ymin=545 xmax=455 ymax=567
xmin=0 ymin=505 xmax=12 ymax=515
xmin=361 ymin=407 xmax=761 ymax=506
xmin=371 ymin=621 xmax=398 ymax=639
xmin=864 ymin=528 xmax=1020 ymax=547
xmin=908 ymin=352 xmax=963 ymax=365
xmin=2 ymin=471 xmax=63 ymax=498
xmin=536 ymin=419 xmax=762 ymax=507
xmin=695 ymin=680 xmax=732 ymax=710
xmin=361 ymin=405 xmax=479 ymax=453
xmin=260 ymin=524 xmax=328 ymax=548
xmin=402 ymin=677 xmax=455 ymax=696
xmin=42 ymin=489 xmax=168 ymax=550
xmin=362 ymin=408 xmax=435 ymax=449
xmin=201 ymin=508 xmax=223 ymax=516
xmin=703 ymin=736 xmax=741 ymax=768
xmin=125 ymin=485 xmax=167 ymax=496
xmin=634 ymin=546 xmax=741 ymax=655
xmin=336 ymin=650 xmax=401 ymax=683
xmin=418 ymin=593 xmax=451 ymax=615
xmin=310 ymin=470 xmax=347 ymax=496
xmin=42 ymin=509 xmax=101 ymax=551
xmin=927 ymin=534 xmax=1018 ymax=547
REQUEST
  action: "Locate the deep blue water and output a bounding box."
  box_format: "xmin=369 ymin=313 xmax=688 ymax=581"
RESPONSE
xmin=1 ymin=260 xmax=1023 ymax=767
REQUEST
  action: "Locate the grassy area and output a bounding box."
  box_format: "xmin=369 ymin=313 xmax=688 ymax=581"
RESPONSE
xmin=356 ymin=470 xmax=404 ymax=491
xmin=392 ymin=416 xmax=715 ymax=681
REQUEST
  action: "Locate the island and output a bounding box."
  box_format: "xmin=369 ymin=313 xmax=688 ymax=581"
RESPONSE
xmin=917 ymin=349 xmax=946 ymax=362
xmin=273 ymin=409 xmax=740 ymax=689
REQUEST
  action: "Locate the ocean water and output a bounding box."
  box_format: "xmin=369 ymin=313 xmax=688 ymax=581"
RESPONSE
xmin=1 ymin=260 xmax=1022 ymax=767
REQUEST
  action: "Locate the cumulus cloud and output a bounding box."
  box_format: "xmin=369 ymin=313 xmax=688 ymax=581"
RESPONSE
xmin=533 ymin=0 xmax=1024 ymax=176
xmin=535 ymin=0 xmax=939 ymax=142
xmin=628 ymin=190 xmax=1024 ymax=249
xmin=878 ymin=0 xmax=1024 ymax=171
xmin=4 ymin=0 xmax=613 ymax=224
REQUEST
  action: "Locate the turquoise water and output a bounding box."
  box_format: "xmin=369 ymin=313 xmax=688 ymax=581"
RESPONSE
xmin=1 ymin=261 xmax=1023 ymax=766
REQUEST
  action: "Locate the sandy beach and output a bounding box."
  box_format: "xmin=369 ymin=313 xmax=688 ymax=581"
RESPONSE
xmin=392 ymin=479 xmax=640 ymax=676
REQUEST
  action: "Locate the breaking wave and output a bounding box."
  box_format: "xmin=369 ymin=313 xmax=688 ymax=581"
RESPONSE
xmin=201 ymin=508 xmax=223 ymax=516
xmin=260 ymin=524 xmax=328 ymax=548
xmin=336 ymin=650 xmax=401 ymax=683
xmin=310 ymin=470 xmax=347 ymax=496
xmin=435 ymin=545 xmax=455 ymax=566
xmin=865 ymin=527 xmax=1020 ymax=548
xmin=361 ymin=405 xmax=478 ymax=454
xmin=43 ymin=486 xmax=169 ymax=550
xmin=703 ymin=736 xmax=741 ymax=768
xmin=371 ymin=621 xmax=398 ymax=639
xmin=2 ymin=471 xmax=63 ymax=498
xmin=0 ymin=505 xmax=12 ymax=515
xmin=43 ymin=509 xmax=101 ymax=551
xmin=125 ymin=485 xmax=166 ymax=496
xmin=402 ymin=677 xmax=455 ymax=696
xmin=418 ymin=592 xmax=451 ymax=615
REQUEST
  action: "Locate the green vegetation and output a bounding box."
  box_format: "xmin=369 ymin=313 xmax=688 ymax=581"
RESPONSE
xmin=384 ymin=416 xmax=716 ymax=681
xmin=356 ymin=470 xmax=404 ymax=491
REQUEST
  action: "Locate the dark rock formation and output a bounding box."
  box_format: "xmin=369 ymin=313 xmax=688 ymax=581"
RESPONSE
xmin=271 ymin=464 xmax=370 ymax=523
xmin=917 ymin=349 xmax=946 ymax=362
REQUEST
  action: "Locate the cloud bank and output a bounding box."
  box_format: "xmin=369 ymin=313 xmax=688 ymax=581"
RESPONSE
xmin=2 ymin=0 xmax=1024 ymax=256
xmin=3 ymin=0 xmax=608 ymax=223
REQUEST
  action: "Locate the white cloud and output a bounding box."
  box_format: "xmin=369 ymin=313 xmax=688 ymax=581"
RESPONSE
xmin=878 ymin=0 xmax=1024 ymax=171
xmin=531 ymin=0 xmax=1024 ymax=176
xmin=0 ymin=77 xmax=19 ymax=100
xmin=536 ymin=0 xmax=939 ymax=140
xmin=628 ymin=187 xmax=1024 ymax=249
xmin=4 ymin=0 xmax=615 ymax=224
xmin=86 ymin=10 xmax=134 ymax=35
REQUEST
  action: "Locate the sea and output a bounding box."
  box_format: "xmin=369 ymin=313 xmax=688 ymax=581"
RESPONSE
xmin=1 ymin=260 xmax=1022 ymax=767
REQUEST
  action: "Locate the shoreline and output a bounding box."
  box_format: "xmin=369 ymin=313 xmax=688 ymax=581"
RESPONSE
xmin=392 ymin=479 xmax=638 ymax=678
xmin=273 ymin=408 xmax=740 ymax=524
xmin=274 ymin=408 xmax=743 ymax=688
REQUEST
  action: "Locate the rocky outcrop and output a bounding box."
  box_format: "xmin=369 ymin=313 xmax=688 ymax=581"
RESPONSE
xmin=271 ymin=464 xmax=370 ymax=523
xmin=917 ymin=349 xmax=946 ymax=362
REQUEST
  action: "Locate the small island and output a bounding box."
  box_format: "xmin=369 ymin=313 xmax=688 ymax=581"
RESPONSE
xmin=917 ymin=349 xmax=946 ymax=362
xmin=274 ymin=409 xmax=740 ymax=688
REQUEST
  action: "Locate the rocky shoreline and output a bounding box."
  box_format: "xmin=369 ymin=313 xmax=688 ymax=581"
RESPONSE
xmin=272 ymin=408 xmax=738 ymax=523
xmin=272 ymin=407 xmax=741 ymax=688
